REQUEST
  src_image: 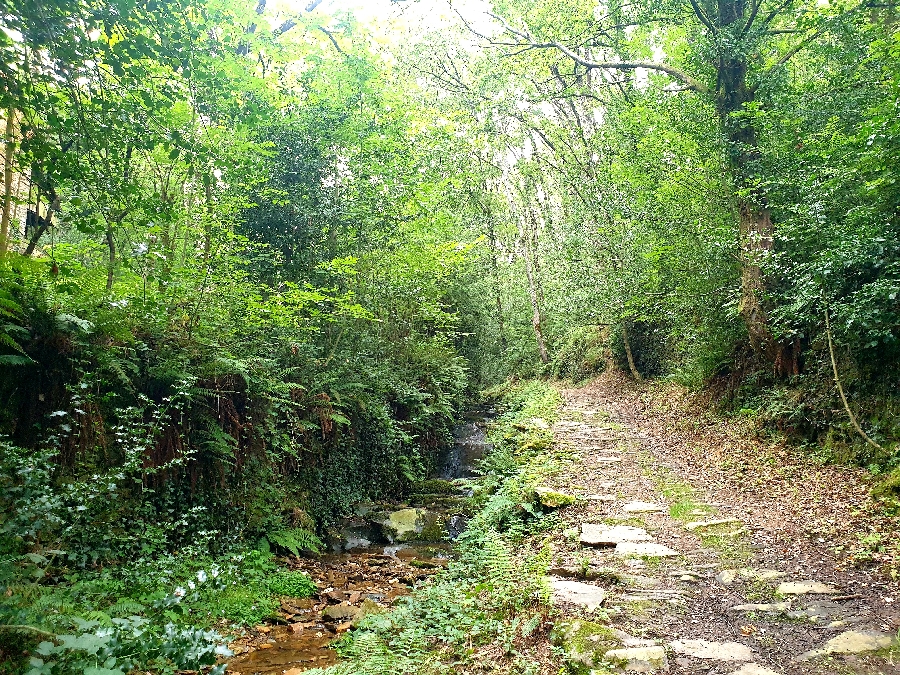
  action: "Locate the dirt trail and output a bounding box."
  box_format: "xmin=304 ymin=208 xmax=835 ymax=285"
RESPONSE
xmin=544 ymin=374 xmax=900 ymax=674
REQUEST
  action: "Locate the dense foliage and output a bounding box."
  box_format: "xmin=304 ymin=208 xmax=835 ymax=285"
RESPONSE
xmin=1 ymin=0 xmax=898 ymax=671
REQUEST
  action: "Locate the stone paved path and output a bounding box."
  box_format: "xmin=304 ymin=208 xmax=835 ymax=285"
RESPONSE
xmin=543 ymin=382 xmax=900 ymax=674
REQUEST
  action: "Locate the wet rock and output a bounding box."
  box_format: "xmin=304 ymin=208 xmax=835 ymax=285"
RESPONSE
xmin=615 ymin=542 xmax=679 ymax=557
xmin=351 ymin=598 xmax=382 ymax=627
xmin=534 ymin=487 xmax=576 ymax=508
xmin=796 ymin=630 xmax=897 ymax=661
xmin=669 ymin=639 xmax=754 ymax=661
xmin=604 ymin=646 xmax=668 ymax=672
xmin=551 ymin=578 xmax=608 ymax=610
xmin=728 ymin=665 xmax=780 ymax=675
xmin=377 ymin=508 xmax=445 ymax=543
xmin=325 ymin=590 xmax=348 ymax=603
xmin=581 ymin=524 xmax=652 ymax=546
xmin=777 ymin=581 xmax=839 ymax=595
xmin=622 ymin=502 xmax=665 ymax=513
xmin=685 ymin=518 xmax=742 ymax=531
xmin=322 ymin=604 xmax=359 ymax=621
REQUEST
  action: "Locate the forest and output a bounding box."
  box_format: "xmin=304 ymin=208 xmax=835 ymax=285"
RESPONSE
xmin=0 ymin=0 xmax=898 ymax=673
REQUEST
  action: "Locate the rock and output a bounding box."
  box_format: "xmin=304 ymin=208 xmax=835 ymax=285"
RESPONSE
xmin=604 ymin=646 xmax=668 ymax=672
xmin=669 ymin=639 xmax=754 ymax=661
xmin=351 ymin=598 xmax=382 ymax=627
xmin=581 ymin=524 xmax=652 ymax=546
xmin=585 ymin=493 xmax=617 ymax=501
xmin=378 ymin=508 xmax=444 ymax=543
xmin=534 ymin=487 xmax=576 ymax=508
xmin=623 ymin=502 xmax=665 ymax=513
xmin=728 ymin=665 xmax=781 ymax=675
xmin=777 ymin=581 xmax=839 ymax=595
xmin=751 ymin=569 xmax=785 ymax=581
xmin=731 ymin=602 xmax=791 ymax=613
xmin=685 ymin=518 xmax=742 ymax=531
xmin=551 ymin=578 xmax=608 ymax=610
xmin=796 ymin=630 xmax=897 ymax=661
xmin=322 ymin=604 xmax=359 ymax=621
xmin=615 ymin=542 xmax=679 ymax=557
xmin=716 ymin=569 xmax=738 ymax=585
xmin=596 ymin=456 xmax=622 ymax=464
xmin=529 ymin=417 xmax=549 ymax=429
xmin=550 ymin=619 xmax=622 ymax=670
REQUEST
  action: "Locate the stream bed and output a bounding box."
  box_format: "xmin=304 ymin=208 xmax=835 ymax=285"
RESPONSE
xmin=225 ymin=413 xmax=493 ymax=674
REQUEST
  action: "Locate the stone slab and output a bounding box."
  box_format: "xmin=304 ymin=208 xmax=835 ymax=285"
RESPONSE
xmin=731 ymin=602 xmax=791 ymax=613
xmin=777 ymin=581 xmax=839 ymax=595
xmin=797 ymin=630 xmax=897 ymax=661
xmin=623 ymin=501 xmax=665 ymax=513
xmin=581 ymin=524 xmax=652 ymax=546
xmin=685 ymin=518 xmax=743 ymax=531
xmin=604 ymin=646 xmax=668 ymax=672
xmin=669 ymin=639 xmax=754 ymax=661
xmin=615 ymin=542 xmax=679 ymax=557
xmin=551 ymin=578 xmax=607 ymax=610
xmin=728 ymin=665 xmax=781 ymax=675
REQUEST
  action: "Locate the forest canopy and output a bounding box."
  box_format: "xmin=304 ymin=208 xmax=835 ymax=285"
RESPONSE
xmin=0 ymin=0 xmax=898 ymax=671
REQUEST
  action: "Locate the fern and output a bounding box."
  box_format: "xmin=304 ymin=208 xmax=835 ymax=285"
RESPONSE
xmin=266 ymin=527 xmax=324 ymax=556
xmin=109 ymin=598 xmax=146 ymax=617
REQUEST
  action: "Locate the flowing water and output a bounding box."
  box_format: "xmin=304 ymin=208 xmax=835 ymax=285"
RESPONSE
xmin=225 ymin=410 xmax=493 ymax=674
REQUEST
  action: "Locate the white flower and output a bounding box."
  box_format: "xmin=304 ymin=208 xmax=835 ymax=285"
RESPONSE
xmin=174 ymin=586 xmax=186 ymax=597
xmin=197 ymin=570 xmax=207 ymax=583
xmin=188 ymin=581 xmax=196 ymax=590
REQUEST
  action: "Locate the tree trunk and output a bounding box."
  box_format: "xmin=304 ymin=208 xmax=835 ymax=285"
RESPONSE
xmin=0 ymin=108 xmax=16 ymax=261
xmin=24 ymin=191 xmax=57 ymax=256
xmin=621 ymin=322 xmax=643 ymax=381
xmin=106 ymin=226 xmax=117 ymax=291
xmin=714 ymin=6 xmax=799 ymax=371
xmin=204 ymin=179 xmax=213 ymax=260
xmin=522 ymin=244 xmax=549 ymax=363
xmin=487 ymin=220 xmax=506 ymax=352
xmin=738 ymin=203 xmax=774 ymax=355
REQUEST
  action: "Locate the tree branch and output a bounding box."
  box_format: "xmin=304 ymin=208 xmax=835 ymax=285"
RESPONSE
xmin=688 ymin=0 xmax=718 ymax=33
xmin=318 ymin=27 xmax=347 ymax=56
xmin=459 ymin=8 xmax=710 ymax=94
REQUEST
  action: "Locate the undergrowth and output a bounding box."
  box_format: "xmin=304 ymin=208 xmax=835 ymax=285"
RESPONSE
xmin=305 ymin=380 xmax=564 ymax=675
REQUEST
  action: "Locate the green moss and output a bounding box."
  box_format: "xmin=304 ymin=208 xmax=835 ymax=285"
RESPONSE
xmin=550 ymin=619 xmax=622 ymax=674
xmin=410 ymin=479 xmax=460 ymax=496
xmin=534 ymin=487 xmax=576 ymax=508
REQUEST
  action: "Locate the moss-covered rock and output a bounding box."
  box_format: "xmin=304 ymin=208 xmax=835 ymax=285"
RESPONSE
xmin=534 ymin=487 xmax=577 ymax=508
xmin=550 ymin=619 xmax=622 ymax=673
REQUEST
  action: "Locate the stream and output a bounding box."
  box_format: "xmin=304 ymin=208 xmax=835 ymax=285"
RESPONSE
xmin=225 ymin=412 xmax=494 ymax=675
